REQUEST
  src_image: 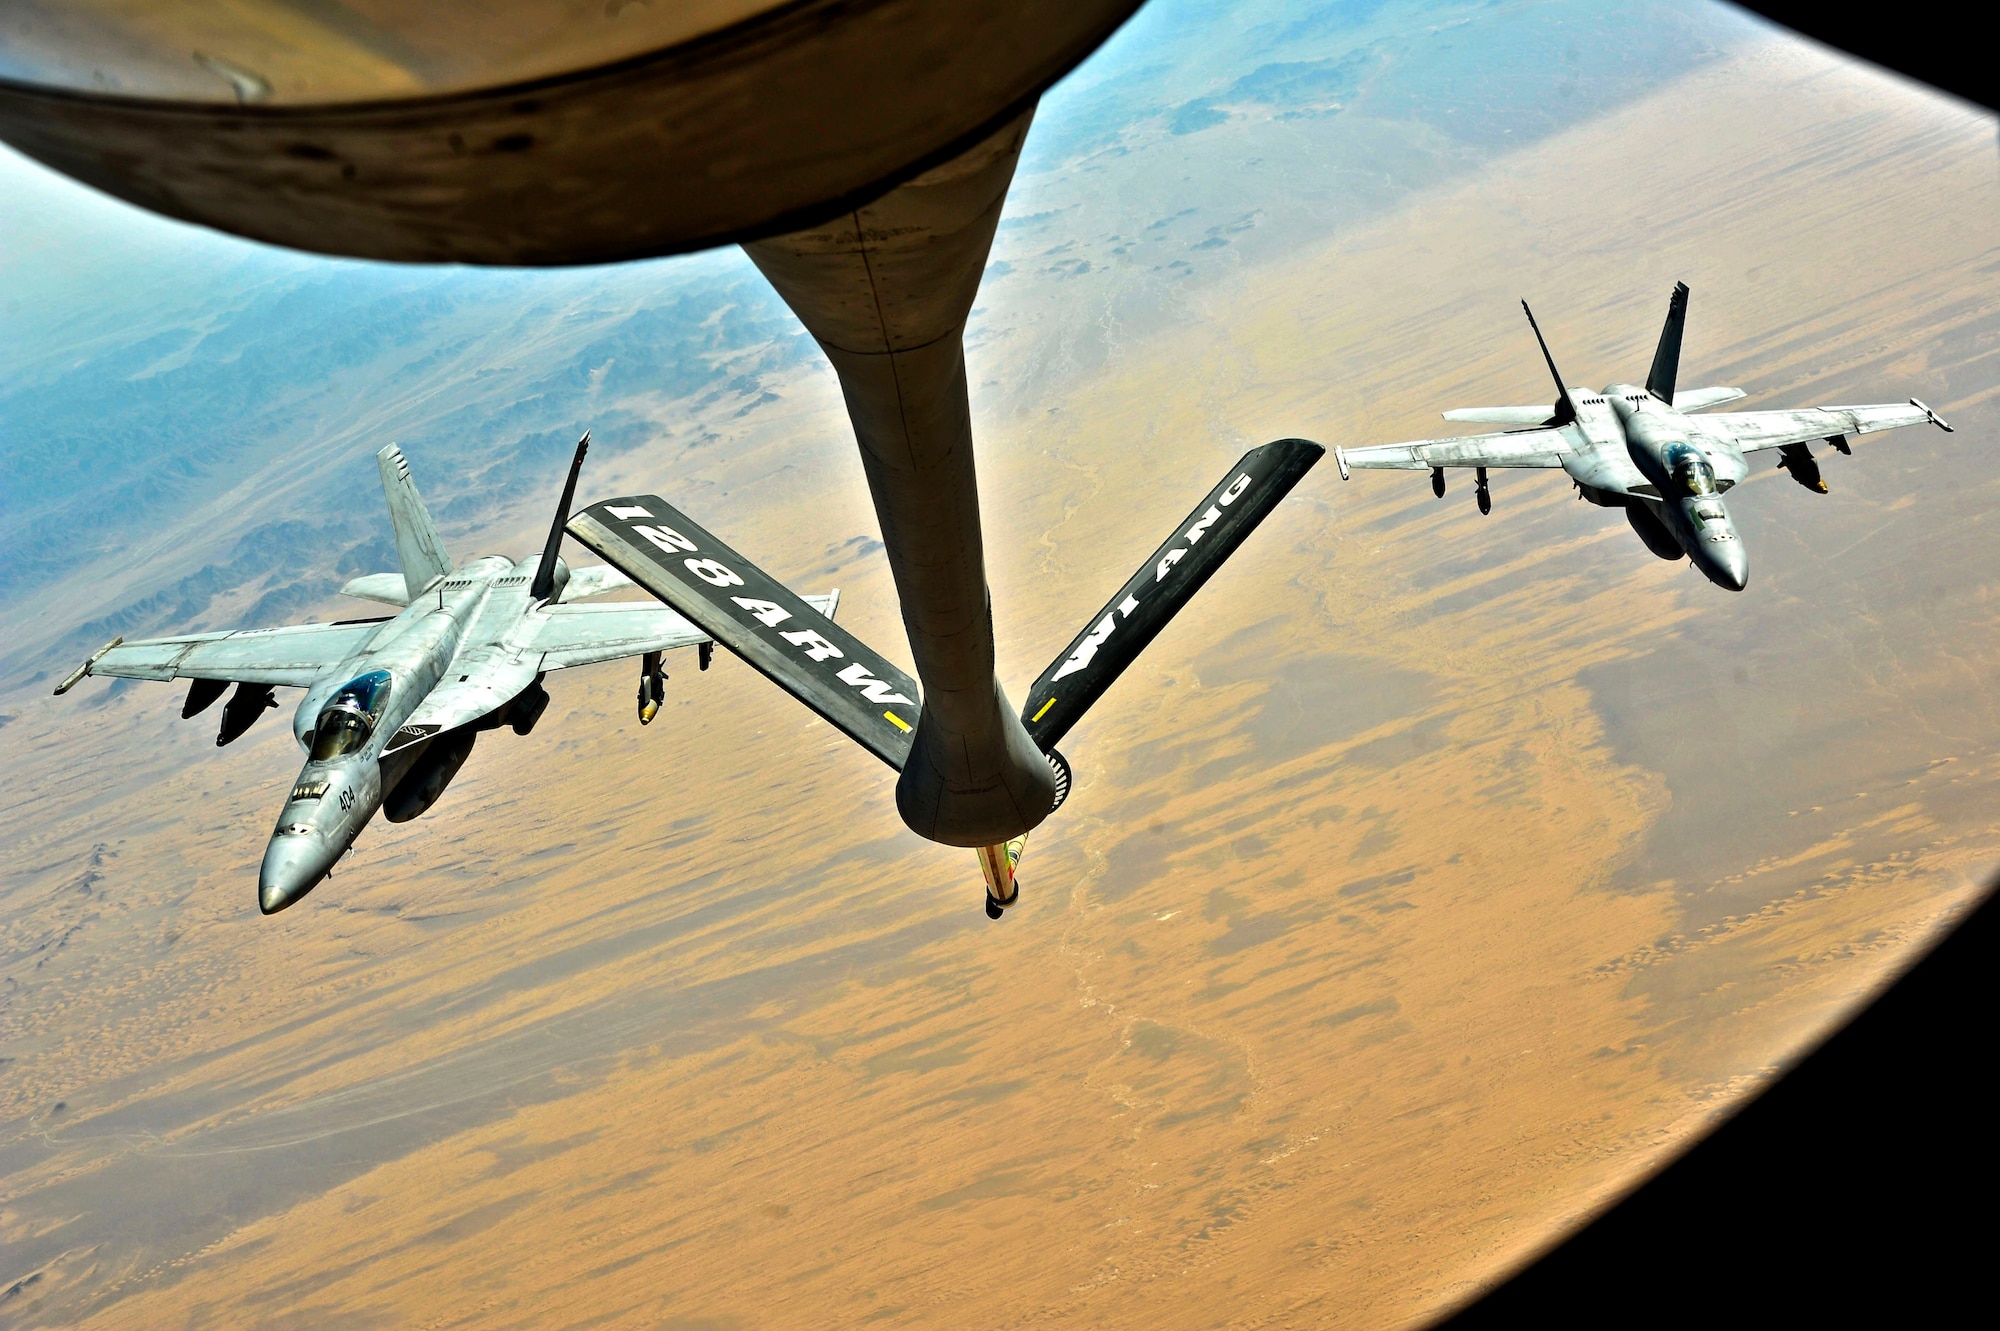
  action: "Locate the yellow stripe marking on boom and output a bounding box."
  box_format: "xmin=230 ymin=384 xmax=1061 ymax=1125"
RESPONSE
xmin=1031 ymin=698 xmax=1055 ymax=722
xmin=884 ymin=711 xmax=912 ymax=732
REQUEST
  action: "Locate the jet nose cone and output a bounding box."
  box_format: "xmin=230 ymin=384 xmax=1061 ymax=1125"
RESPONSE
xmin=1691 ymin=542 xmax=1748 ymax=591
xmin=258 ymin=831 xmax=335 ymax=914
xmin=1712 ymin=541 xmax=1749 ymax=592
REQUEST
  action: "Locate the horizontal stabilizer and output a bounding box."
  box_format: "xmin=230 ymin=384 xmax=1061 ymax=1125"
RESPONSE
xmin=560 ymin=564 xmax=634 ymax=601
xmin=1441 ymin=405 xmax=1557 ymax=426
xmin=568 ymin=499 xmax=917 ymax=770
xmin=1021 ymin=437 xmax=1325 ymax=751
xmin=339 ymin=572 xmax=412 ymax=605
xmin=1672 ymin=386 xmax=1746 ymax=412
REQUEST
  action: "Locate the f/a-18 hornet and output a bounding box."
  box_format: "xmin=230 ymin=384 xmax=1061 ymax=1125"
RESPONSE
xmin=1331 ymin=283 xmax=1953 ymax=590
xmin=54 ymin=437 xmax=836 ymax=915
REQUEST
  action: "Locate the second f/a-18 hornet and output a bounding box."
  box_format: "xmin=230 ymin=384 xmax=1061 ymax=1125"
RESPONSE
xmin=54 ymin=436 xmax=836 ymax=915
xmin=1331 ymin=283 xmax=1953 ymax=590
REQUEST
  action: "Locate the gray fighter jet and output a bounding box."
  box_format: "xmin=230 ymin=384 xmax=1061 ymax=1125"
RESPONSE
xmin=53 ymin=436 xmax=836 ymax=914
xmin=1332 ymin=284 xmax=1954 ymax=590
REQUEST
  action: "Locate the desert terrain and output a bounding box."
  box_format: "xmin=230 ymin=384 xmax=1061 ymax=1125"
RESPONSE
xmin=3 ymin=16 xmax=1997 ymax=1330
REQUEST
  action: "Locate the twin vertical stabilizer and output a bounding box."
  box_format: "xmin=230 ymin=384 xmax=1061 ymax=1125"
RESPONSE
xmin=1646 ymin=281 xmax=1690 ymax=404
xmin=377 ymin=444 xmax=454 ymax=601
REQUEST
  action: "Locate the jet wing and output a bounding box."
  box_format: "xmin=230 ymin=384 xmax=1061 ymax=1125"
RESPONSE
xmin=527 ymin=594 xmax=838 ymax=671
xmin=77 ymin=620 xmax=387 ymax=688
xmin=1334 ymin=427 xmax=1572 ymax=476
xmin=1440 ymin=405 xmax=1556 ymax=425
xmin=1696 ymin=400 xmax=1952 ymax=453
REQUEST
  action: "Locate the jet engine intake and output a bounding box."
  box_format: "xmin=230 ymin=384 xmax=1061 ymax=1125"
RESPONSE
xmin=217 ymin=682 xmax=278 ymax=745
xmin=1624 ymin=502 xmax=1685 ymax=561
xmin=384 ymin=727 xmax=477 ymax=823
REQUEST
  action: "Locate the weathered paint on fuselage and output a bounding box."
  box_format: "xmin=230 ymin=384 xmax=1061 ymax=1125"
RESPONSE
xmin=1556 ymin=384 xmax=1750 ymax=590
xmin=258 ymin=552 xmax=558 ymax=912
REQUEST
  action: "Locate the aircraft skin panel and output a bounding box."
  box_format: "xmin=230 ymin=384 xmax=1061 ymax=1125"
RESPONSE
xmin=338 ymin=572 xmax=412 ymax=605
xmin=84 ymin=621 xmax=386 ymax=686
xmin=1669 ymin=386 xmax=1747 ymax=412
xmin=1698 ymin=403 xmax=1941 ymax=452
xmin=1440 ymin=405 xmax=1554 ymax=425
xmin=1561 ymin=443 xmax=1652 ymax=496
xmin=400 ymin=665 xmax=540 ymax=735
xmin=528 ymin=602 xmax=710 ymax=670
xmin=569 ymin=499 xmax=917 ymax=770
xmin=557 ymin=565 xmax=635 ymax=601
xmin=1339 ymin=427 xmax=1571 ymax=471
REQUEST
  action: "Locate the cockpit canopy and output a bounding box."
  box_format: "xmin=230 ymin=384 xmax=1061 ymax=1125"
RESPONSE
xmin=1669 ymin=447 xmax=1718 ymax=498
xmin=309 ymin=670 xmax=393 ymax=762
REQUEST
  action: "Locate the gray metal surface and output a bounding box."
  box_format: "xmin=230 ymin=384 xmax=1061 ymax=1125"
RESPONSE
xmin=1335 ymin=286 xmax=1952 ymax=591
xmin=745 ymin=109 xmax=1056 ymax=846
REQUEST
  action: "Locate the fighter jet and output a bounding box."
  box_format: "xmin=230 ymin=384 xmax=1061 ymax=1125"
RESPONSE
xmin=53 ymin=436 xmax=836 ymax=915
xmin=1330 ymin=284 xmax=1953 ymax=591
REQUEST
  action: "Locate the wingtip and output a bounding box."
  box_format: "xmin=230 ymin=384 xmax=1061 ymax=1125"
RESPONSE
xmin=1911 ymin=397 xmax=1955 ymax=432
xmin=53 ymin=635 xmax=123 ymax=695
